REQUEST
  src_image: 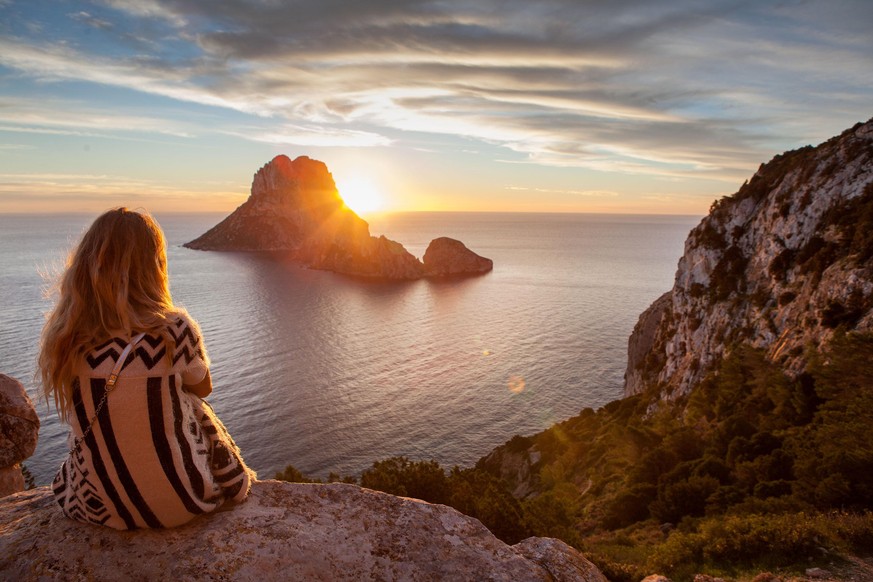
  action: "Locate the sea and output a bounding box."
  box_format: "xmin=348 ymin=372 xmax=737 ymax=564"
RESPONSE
xmin=0 ymin=212 xmax=700 ymax=486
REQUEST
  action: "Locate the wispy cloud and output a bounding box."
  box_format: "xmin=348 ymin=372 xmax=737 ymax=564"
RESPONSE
xmin=1 ymin=0 xmax=871 ymax=194
xmin=0 ymin=172 xmax=244 ymax=212
xmin=69 ymin=11 xmax=113 ymax=30
xmin=505 ymin=186 xmax=619 ymax=197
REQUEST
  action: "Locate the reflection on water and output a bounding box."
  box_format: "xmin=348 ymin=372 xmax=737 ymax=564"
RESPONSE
xmin=1 ymin=212 xmax=699 ymax=484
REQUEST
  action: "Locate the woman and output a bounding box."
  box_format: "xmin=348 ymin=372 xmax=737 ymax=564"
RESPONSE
xmin=40 ymin=208 xmax=253 ymax=529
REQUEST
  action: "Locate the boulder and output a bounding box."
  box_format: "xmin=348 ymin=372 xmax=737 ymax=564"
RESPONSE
xmin=0 ymin=480 xmax=607 ymax=581
xmin=0 ymin=374 xmax=39 ymax=497
xmin=423 ymin=237 xmax=494 ymax=277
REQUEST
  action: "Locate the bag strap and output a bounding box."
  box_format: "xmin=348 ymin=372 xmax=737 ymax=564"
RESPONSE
xmin=71 ymin=332 xmax=147 ymax=454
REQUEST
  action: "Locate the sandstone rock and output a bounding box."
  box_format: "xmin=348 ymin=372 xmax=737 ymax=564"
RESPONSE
xmin=423 ymin=237 xmax=493 ymax=277
xmin=186 ymin=155 xmax=491 ymax=280
xmin=640 ymin=575 xmax=672 ymax=582
xmin=0 ymin=480 xmax=606 ymax=581
xmin=0 ymin=465 xmax=25 ymax=498
xmin=624 ymin=118 xmax=873 ymax=400
xmin=0 ymin=374 xmax=39 ymax=496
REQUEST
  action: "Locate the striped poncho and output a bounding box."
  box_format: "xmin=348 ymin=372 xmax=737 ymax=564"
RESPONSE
xmin=52 ymin=314 xmax=253 ymax=529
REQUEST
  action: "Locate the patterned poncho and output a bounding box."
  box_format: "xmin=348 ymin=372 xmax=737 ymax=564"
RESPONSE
xmin=52 ymin=313 xmax=253 ymax=529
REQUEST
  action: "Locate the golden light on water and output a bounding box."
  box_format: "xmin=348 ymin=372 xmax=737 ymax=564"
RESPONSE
xmin=508 ymin=375 xmax=525 ymax=394
xmin=336 ymin=175 xmax=385 ymax=214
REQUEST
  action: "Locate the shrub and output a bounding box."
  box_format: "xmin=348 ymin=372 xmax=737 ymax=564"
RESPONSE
xmin=360 ymin=457 xmax=451 ymax=505
xmin=648 ymin=513 xmax=826 ymax=576
xmin=602 ymin=485 xmax=657 ymax=529
xmin=448 ymin=467 xmax=532 ymax=544
xmin=651 ymin=475 xmax=720 ymax=523
xmin=275 ymin=464 xmax=321 ymax=483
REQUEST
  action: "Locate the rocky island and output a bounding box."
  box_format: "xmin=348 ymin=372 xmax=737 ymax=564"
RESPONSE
xmin=185 ymin=155 xmax=493 ymax=280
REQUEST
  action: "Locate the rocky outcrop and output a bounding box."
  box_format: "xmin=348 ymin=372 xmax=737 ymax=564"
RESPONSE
xmin=624 ymin=291 xmax=672 ymax=396
xmin=424 ymin=237 xmax=494 ymax=277
xmin=477 ymin=440 xmax=541 ymax=499
xmin=0 ymin=375 xmax=39 ymax=497
xmin=625 ymin=118 xmax=873 ymax=399
xmin=0 ymin=480 xmax=606 ymax=581
xmin=186 ymin=155 xmax=492 ymax=279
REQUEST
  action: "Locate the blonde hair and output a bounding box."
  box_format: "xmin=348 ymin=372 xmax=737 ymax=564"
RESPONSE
xmin=39 ymin=208 xmax=183 ymax=421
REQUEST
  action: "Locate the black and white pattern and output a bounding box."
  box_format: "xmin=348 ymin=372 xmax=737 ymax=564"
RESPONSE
xmin=53 ymin=314 xmax=252 ymax=530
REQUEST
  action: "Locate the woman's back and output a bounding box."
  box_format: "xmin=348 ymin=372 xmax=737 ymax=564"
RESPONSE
xmin=52 ymin=313 xmax=249 ymax=529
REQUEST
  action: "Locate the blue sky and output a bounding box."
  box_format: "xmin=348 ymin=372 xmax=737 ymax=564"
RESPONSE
xmin=0 ymin=0 xmax=871 ymax=214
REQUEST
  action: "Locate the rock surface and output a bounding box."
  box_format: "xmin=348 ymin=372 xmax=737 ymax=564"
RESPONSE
xmin=625 ymin=118 xmax=873 ymax=400
xmin=624 ymin=291 xmax=672 ymax=396
xmin=186 ymin=155 xmax=492 ymax=279
xmin=0 ymin=374 xmax=39 ymax=497
xmin=0 ymin=480 xmax=606 ymax=581
xmin=423 ymin=237 xmax=493 ymax=277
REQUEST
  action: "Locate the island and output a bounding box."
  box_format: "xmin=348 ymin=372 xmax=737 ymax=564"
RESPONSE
xmin=185 ymin=155 xmax=493 ymax=280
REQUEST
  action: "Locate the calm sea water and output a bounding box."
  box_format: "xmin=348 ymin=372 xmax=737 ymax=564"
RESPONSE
xmin=0 ymin=212 xmax=699 ymax=485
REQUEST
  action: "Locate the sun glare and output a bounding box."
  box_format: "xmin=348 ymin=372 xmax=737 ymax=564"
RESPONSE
xmin=336 ymin=175 xmax=385 ymax=215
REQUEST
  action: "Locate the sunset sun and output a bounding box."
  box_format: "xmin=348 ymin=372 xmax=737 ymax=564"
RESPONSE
xmin=336 ymin=175 xmax=385 ymax=215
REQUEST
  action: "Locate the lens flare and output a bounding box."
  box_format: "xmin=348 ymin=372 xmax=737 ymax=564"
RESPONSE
xmin=508 ymin=375 xmax=525 ymax=393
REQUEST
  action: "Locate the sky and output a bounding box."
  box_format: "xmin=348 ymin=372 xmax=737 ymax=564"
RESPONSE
xmin=0 ymin=0 xmax=870 ymax=215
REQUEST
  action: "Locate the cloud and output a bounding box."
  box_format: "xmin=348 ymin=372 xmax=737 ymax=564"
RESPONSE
xmin=69 ymin=11 xmax=114 ymax=30
xmin=226 ymin=125 xmax=391 ymax=148
xmin=505 ymin=186 xmax=619 ymax=197
xmin=0 ymin=96 xmax=197 ymax=139
xmin=0 ymin=172 xmax=245 ymax=212
xmin=1 ymin=0 xmax=871 ymax=186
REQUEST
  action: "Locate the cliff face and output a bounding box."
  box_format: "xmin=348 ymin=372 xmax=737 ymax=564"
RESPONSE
xmin=186 ymin=155 xmax=492 ymax=279
xmin=0 ymin=481 xmax=606 ymax=582
xmin=625 ymin=119 xmax=873 ymax=399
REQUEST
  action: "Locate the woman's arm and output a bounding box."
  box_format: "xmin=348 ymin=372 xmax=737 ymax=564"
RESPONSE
xmin=184 ymin=369 xmax=212 ymax=398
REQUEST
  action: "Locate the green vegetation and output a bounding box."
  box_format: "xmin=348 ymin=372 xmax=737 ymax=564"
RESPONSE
xmin=277 ymin=332 xmax=873 ymax=581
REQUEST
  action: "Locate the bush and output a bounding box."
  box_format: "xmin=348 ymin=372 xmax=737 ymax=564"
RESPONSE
xmin=651 ymin=475 xmax=720 ymax=523
xmin=649 ymin=513 xmax=817 ymax=575
xmin=360 ymin=457 xmax=451 ymax=505
xmin=448 ymin=467 xmax=532 ymax=544
xmin=602 ymin=485 xmax=657 ymax=529
xmin=275 ymin=464 xmax=321 ymax=483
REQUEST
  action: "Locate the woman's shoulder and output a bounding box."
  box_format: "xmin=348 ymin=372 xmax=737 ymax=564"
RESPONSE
xmin=165 ymin=308 xmax=210 ymax=368
xmin=165 ymin=308 xmax=202 ymax=337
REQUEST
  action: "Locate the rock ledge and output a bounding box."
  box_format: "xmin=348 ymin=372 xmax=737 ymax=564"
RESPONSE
xmin=0 ymin=480 xmax=606 ymax=581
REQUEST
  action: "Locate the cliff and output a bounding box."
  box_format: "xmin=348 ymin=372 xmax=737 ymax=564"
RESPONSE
xmin=185 ymin=155 xmax=492 ymax=279
xmin=0 ymin=481 xmax=606 ymax=581
xmin=625 ymin=118 xmax=873 ymax=399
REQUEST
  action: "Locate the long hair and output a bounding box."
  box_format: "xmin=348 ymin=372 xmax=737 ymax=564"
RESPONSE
xmin=39 ymin=208 xmax=182 ymax=421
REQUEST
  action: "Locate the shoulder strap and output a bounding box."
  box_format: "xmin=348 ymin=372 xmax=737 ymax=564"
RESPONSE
xmin=106 ymin=332 xmax=147 ymax=388
xmin=71 ymin=332 xmax=147 ymax=453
